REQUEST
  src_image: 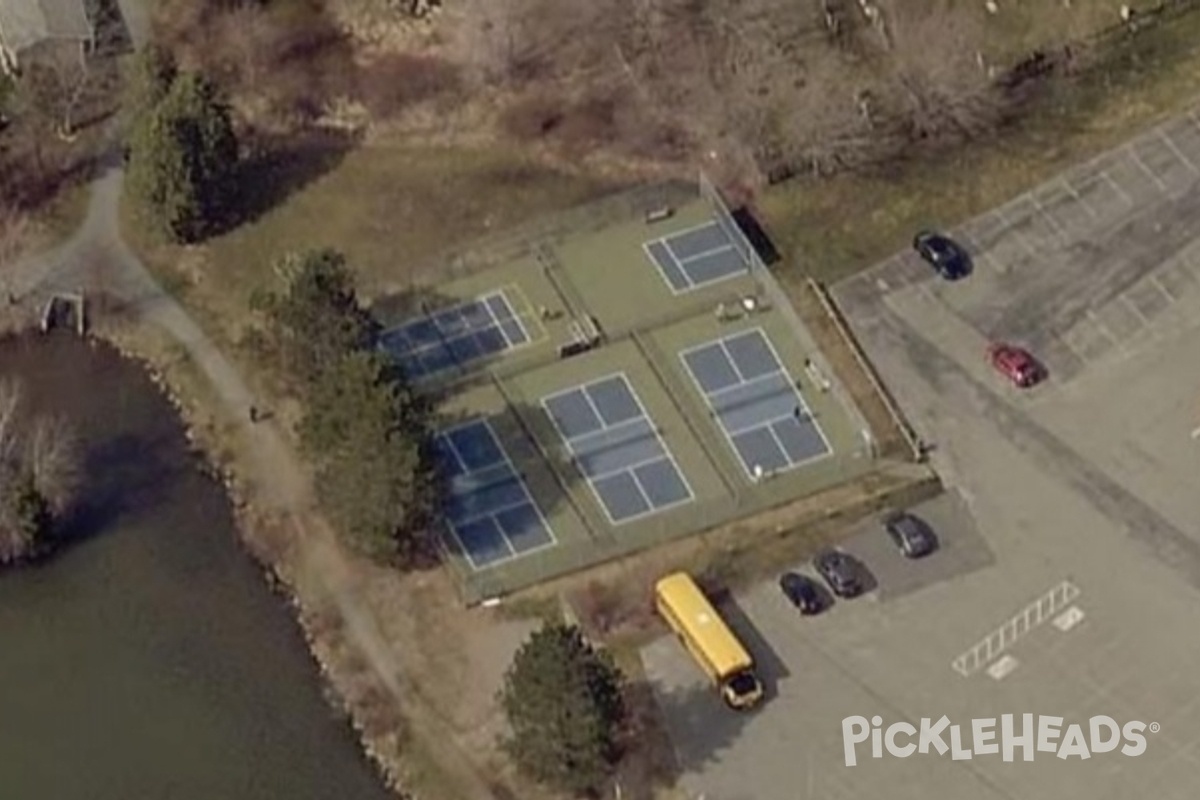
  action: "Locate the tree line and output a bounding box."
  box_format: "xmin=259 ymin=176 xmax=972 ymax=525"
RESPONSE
xmin=248 ymin=248 xmax=630 ymax=794
xmin=250 ymin=248 xmax=438 ymax=562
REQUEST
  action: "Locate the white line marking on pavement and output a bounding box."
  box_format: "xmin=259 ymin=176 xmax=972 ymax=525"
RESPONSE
xmin=1122 ymin=293 xmax=1150 ymax=325
xmin=1053 ymin=606 xmax=1086 ymax=632
xmin=951 ymin=580 xmax=1081 ymax=677
xmin=1086 ymin=309 xmax=1120 ymax=345
xmin=1152 ymin=274 xmax=1178 ymax=303
xmin=1061 ymin=178 xmax=1099 ymax=218
xmin=1031 ymin=193 xmax=1067 ymax=238
xmin=1160 ymin=128 xmax=1200 ymax=174
xmin=1100 ymin=170 xmax=1134 ymax=208
xmin=993 ymin=205 xmax=1039 ymax=258
xmin=987 ymin=655 xmax=1020 ymax=681
xmin=1127 ymin=144 xmax=1169 ymax=192
xmin=1057 ymin=331 xmax=1089 ymax=362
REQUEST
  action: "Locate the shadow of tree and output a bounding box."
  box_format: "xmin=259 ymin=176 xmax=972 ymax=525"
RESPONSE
xmin=215 ymin=127 xmax=361 ymax=237
xmin=646 ymin=678 xmax=753 ymax=774
xmin=55 ymin=429 xmax=186 ymax=547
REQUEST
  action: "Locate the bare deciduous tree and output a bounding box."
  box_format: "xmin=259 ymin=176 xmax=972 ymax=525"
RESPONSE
xmin=880 ymin=1 xmax=1003 ymax=144
xmin=21 ymin=41 xmax=92 ymax=139
xmin=27 ymin=414 xmax=81 ymax=514
xmin=0 ymin=378 xmax=23 ymax=466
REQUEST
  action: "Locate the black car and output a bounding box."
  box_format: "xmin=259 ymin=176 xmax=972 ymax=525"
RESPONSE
xmin=913 ymin=230 xmax=971 ymax=279
xmin=883 ymin=511 xmax=938 ymax=558
xmin=779 ymin=572 xmax=824 ymax=614
xmin=812 ymin=549 xmax=865 ymax=598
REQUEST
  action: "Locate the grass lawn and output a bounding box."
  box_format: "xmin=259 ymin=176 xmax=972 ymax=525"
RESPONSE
xmin=168 ymin=144 xmax=623 ymax=338
xmin=760 ymin=5 xmax=1200 ymax=287
xmin=977 ymin=0 xmax=1135 ymax=63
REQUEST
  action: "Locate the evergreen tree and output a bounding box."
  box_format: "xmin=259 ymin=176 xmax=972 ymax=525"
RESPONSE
xmin=127 ymin=71 xmax=238 ymax=243
xmin=251 ymin=249 xmax=378 ymax=394
xmin=300 ymin=350 xmax=435 ymax=560
xmin=500 ymin=623 xmax=626 ymax=796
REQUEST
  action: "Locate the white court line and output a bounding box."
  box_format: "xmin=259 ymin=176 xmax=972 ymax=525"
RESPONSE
xmin=387 ymin=290 xmax=531 ymax=370
xmin=1127 ymin=144 xmax=1170 ymax=193
xmin=681 ymin=328 xmax=833 ymax=478
xmin=1100 ymin=169 xmax=1135 ymax=207
xmin=1160 ymin=127 xmax=1200 ymax=174
xmin=1060 ymin=177 xmax=1099 ymax=219
xmin=642 ymin=240 xmax=692 ymax=295
xmin=438 ymin=419 xmax=559 ymax=571
xmin=542 ymin=372 xmax=696 ymax=525
xmin=664 ymin=219 xmax=724 ymax=241
xmin=482 ymin=289 xmax=527 ymax=349
xmin=674 ymin=242 xmax=736 ymax=265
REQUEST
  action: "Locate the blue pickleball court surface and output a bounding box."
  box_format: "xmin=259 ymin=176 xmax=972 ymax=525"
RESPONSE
xmin=434 ymin=419 xmax=556 ymax=570
xmin=680 ymin=328 xmax=832 ymax=478
xmin=542 ymin=374 xmax=694 ymax=524
xmin=643 ymin=221 xmax=750 ymax=293
xmin=379 ymin=290 xmax=529 ymax=380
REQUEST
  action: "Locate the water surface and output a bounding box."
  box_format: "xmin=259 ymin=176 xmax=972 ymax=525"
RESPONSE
xmin=0 ymin=332 xmax=392 ymax=800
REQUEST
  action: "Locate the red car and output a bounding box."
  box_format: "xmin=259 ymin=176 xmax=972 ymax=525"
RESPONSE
xmin=987 ymin=343 xmax=1043 ymax=387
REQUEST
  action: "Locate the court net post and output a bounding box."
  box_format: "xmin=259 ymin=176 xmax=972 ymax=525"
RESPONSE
xmin=630 ymin=327 xmax=743 ymax=505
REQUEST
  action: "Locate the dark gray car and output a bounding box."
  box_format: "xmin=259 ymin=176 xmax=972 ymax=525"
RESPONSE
xmin=813 ymin=549 xmax=864 ymax=598
xmin=884 ymin=511 xmax=938 ymax=558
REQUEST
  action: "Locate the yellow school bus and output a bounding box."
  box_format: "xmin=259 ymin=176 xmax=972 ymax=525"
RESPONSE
xmin=654 ymin=572 xmax=764 ymax=710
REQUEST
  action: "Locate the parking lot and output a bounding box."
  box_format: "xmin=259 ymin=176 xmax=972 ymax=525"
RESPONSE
xmin=642 ymin=104 xmax=1200 ymax=800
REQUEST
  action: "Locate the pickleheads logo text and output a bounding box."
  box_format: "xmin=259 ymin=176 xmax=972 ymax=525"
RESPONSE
xmin=842 ymin=715 xmax=1156 ymax=766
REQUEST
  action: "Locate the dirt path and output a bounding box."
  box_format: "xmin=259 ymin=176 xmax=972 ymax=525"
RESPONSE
xmin=16 ymin=161 xmax=498 ymax=800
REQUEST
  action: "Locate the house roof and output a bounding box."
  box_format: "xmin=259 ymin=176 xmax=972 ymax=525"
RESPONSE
xmin=0 ymin=0 xmax=93 ymax=59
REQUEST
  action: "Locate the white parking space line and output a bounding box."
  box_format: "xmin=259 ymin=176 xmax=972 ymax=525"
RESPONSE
xmin=1100 ymin=169 xmax=1134 ymax=207
xmin=1086 ymin=309 xmax=1120 ymax=345
xmin=992 ymin=205 xmax=1039 ymax=258
xmin=1122 ymin=293 xmax=1150 ymax=325
xmin=1127 ymin=144 xmax=1170 ymax=193
xmin=1160 ymin=128 xmax=1200 ymax=174
xmin=1152 ymin=274 xmax=1178 ymax=302
xmin=1056 ymin=331 xmax=1088 ymax=363
xmin=1030 ymin=193 xmax=1068 ymax=239
xmin=1060 ymin=178 xmax=1099 ymax=218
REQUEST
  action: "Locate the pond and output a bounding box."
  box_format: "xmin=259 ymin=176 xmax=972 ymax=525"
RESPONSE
xmin=0 ymin=332 xmax=393 ymax=800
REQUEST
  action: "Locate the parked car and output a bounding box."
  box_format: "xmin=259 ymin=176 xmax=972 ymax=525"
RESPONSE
xmin=813 ymin=549 xmax=866 ymax=598
xmin=913 ymin=230 xmax=971 ymax=279
xmin=779 ymin=572 xmax=824 ymax=614
xmin=987 ymin=342 xmax=1044 ymax=388
xmin=883 ymin=511 xmax=938 ymax=558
